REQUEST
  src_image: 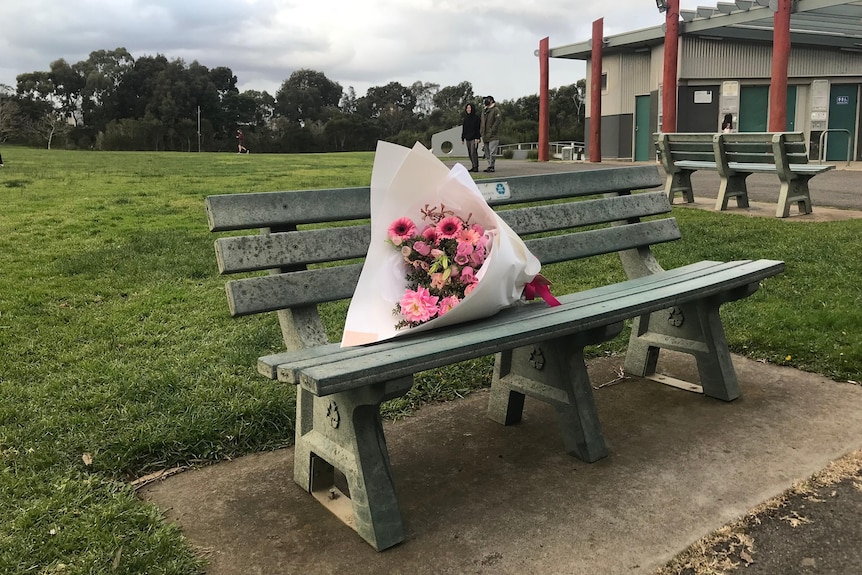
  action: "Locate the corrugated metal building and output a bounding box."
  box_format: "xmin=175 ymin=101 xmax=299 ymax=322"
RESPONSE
xmin=550 ymin=0 xmax=862 ymax=162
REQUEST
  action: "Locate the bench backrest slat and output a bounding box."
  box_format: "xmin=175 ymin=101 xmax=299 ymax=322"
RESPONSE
xmin=718 ymin=132 xmax=809 ymax=167
xmin=656 ymin=133 xmax=717 ymax=172
xmin=206 ymin=187 xmax=371 ymax=231
xmin=499 ymin=191 xmax=670 ymax=235
xmin=526 ymin=219 xmax=681 ymax=264
xmin=208 ymin=165 xmax=666 ymax=342
xmin=226 ymin=264 xmax=363 ymax=317
xmin=216 ymin=226 xmax=371 ymax=274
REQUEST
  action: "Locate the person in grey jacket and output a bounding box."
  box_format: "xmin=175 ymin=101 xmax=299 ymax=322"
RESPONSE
xmin=461 ymin=103 xmax=481 ymax=172
xmin=480 ymin=95 xmax=502 ymax=172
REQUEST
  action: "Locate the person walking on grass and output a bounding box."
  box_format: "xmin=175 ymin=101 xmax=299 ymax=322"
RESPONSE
xmin=236 ymin=129 xmax=249 ymax=154
xmin=461 ymin=102 xmax=481 ymax=172
xmin=480 ymin=95 xmax=501 ymax=172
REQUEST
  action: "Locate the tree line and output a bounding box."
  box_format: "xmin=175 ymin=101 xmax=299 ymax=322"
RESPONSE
xmin=0 ymin=47 xmax=586 ymax=153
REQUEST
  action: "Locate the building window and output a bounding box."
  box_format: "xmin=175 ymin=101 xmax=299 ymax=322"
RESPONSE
xmin=601 ymin=73 xmax=608 ymax=92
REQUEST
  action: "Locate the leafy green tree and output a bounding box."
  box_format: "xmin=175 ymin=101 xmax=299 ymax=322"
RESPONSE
xmin=0 ymin=85 xmax=20 ymax=141
xmin=324 ymin=114 xmax=378 ymax=151
xmin=339 ymin=86 xmax=359 ymax=114
xmin=16 ymin=58 xmax=85 ymax=127
xmin=432 ymin=81 xmax=476 ymax=129
xmin=357 ymin=81 xmax=416 ymax=138
xmin=275 ymin=69 xmax=342 ymax=125
xmin=433 ymin=81 xmax=475 ymax=111
xmin=114 ymin=54 xmax=170 ymax=120
xmin=78 ymin=48 xmax=135 ymax=132
xmin=410 ymin=81 xmax=439 ymax=117
xmin=548 ymin=81 xmax=585 ymax=141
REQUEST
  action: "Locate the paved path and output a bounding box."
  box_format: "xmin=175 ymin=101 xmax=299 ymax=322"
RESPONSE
xmin=141 ymin=353 xmax=862 ymax=574
xmin=450 ymin=158 xmax=862 ymax=217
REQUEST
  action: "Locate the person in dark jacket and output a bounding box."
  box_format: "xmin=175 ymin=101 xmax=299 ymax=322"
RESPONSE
xmin=480 ymin=95 xmax=502 ymax=172
xmin=461 ymin=103 xmax=481 ymax=172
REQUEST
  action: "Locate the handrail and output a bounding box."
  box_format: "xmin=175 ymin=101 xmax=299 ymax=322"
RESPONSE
xmin=818 ymin=129 xmax=852 ymax=167
xmin=498 ymin=141 xmax=585 ymax=160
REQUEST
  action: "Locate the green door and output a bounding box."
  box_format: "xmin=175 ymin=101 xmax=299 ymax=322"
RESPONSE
xmin=739 ymin=86 xmax=769 ymax=132
xmin=786 ymin=86 xmax=797 ymax=131
xmin=634 ymin=95 xmax=651 ymax=161
xmin=826 ymin=84 xmax=858 ymax=162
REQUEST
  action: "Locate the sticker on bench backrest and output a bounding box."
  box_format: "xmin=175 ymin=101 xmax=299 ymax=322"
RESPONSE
xmin=476 ymin=181 xmax=511 ymax=203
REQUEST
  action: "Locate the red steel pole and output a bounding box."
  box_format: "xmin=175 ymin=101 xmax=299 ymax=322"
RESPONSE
xmin=590 ymin=18 xmax=603 ymax=162
xmin=538 ymin=37 xmax=550 ymax=162
xmin=662 ymin=0 xmax=679 ymax=133
xmin=769 ymin=0 xmax=791 ymax=131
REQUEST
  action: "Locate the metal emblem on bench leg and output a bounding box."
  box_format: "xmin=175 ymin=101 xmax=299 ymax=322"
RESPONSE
xmin=326 ymin=400 xmax=340 ymax=429
xmin=529 ymin=346 xmax=545 ymax=370
xmin=667 ymin=306 xmax=685 ymax=327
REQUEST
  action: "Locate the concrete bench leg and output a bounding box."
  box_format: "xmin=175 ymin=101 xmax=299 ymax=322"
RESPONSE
xmin=776 ymin=175 xmax=813 ymax=217
xmin=624 ymin=298 xmax=740 ymax=402
xmin=715 ymin=173 xmax=751 ymax=210
xmin=487 ymin=323 xmax=623 ymax=463
xmin=293 ymin=377 xmax=413 ymax=551
xmin=665 ymin=170 xmax=695 ymax=204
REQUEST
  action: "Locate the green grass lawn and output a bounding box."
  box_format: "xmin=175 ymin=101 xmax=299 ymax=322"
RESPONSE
xmin=1 ymin=146 xmax=860 ymax=574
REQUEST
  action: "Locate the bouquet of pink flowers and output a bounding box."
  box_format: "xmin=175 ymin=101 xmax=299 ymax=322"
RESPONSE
xmin=389 ymin=204 xmax=490 ymax=329
xmin=341 ymin=141 xmax=546 ymax=347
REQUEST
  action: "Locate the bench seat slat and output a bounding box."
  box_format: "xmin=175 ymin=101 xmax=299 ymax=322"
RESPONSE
xmin=293 ymin=259 xmax=784 ymax=395
xmin=263 ymin=259 xmax=727 ymax=380
xmin=674 ymin=160 xmax=717 ymax=169
xmin=726 ymin=162 xmax=834 ymax=174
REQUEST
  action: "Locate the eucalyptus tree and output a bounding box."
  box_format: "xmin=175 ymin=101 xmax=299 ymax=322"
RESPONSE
xmin=357 ymin=81 xmax=416 ymax=138
xmin=77 ymin=48 xmax=135 ymax=132
xmin=16 ymin=58 xmax=84 ymax=126
xmin=275 ymin=69 xmax=343 ymax=126
xmin=431 ymin=81 xmax=475 ymax=128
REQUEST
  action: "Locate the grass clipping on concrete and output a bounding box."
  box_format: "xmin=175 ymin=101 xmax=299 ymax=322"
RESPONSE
xmin=656 ymin=451 xmax=862 ymax=575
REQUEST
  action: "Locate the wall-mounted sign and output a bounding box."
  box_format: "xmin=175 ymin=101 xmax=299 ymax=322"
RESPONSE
xmin=720 ymin=81 xmax=740 ymax=115
xmin=694 ymin=90 xmax=713 ymax=104
xmin=836 ymin=95 xmax=850 ymax=105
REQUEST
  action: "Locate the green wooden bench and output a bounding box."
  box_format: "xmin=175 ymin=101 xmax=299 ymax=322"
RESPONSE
xmin=655 ymin=132 xmax=716 ymax=204
xmin=205 ymin=165 xmax=784 ymax=551
xmin=657 ymin=132 xmax=836 ymax=217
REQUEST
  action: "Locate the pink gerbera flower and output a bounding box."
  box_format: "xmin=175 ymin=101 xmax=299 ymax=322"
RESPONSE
xmin=420 ymin=226 xmax=437 ymax=242
xmin=400 ymin=286 xmax=439 ymax=323
xmin=436 ymin=216 xmax=463 ymax=239
xmin=388 ymin=217 xmax=417 ymax=245
xmin=459 ymin=227 xmax=482 ymax=245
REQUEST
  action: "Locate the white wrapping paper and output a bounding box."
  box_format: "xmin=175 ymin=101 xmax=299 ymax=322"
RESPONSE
xmin=340 ymin=141 xmax=541 ymax=347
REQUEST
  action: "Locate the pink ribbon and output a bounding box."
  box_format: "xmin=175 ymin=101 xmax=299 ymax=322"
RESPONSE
xmin=524 ymin=276 xmax=561 ymax=307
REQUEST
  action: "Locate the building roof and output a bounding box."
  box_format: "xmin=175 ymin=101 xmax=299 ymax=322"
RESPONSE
xmin=550 ymin=0 xmax=862 ymax=59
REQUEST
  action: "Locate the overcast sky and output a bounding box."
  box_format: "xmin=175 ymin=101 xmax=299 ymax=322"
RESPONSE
xmin=1 ymin=0 xmax=707 ymax=102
